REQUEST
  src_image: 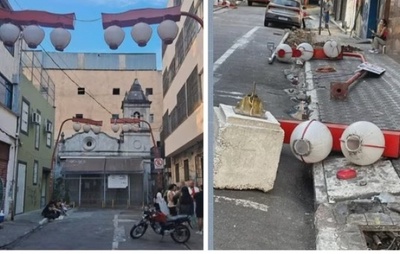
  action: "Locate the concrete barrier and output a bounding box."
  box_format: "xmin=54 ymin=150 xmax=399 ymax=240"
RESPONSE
xmin=214 ymin=104 xmax=285 ymax=192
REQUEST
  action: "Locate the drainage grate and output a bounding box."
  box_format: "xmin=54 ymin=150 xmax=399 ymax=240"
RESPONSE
xmin=362 ymin=229 xmax=400 ymax=250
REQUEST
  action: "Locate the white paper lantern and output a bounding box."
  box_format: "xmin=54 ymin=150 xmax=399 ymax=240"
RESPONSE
xmin=73 ymin=122 xmax=81 ymax=132
xmin=323 ymin=40 xmax=342 ymax=58
xmin=297 ymin=42 xmax=314 ymax=61
xmin=290 ymin=120 xmax=333 ymax=163
xmin=276 ymin=44 xmax=293 ymax=63
xmin=50 ymin=28 xmax=71 ymax=51
xmin=122 ymin=124 xmax=131 ymax=132
xmin=22 ymin=25 xmax=45 ymax=49
xmin=104 ymin=25 xmax=125 ymax=50
xmin=111 ymin=124 xmax=120 ymax=133
xmin=157 ymin=20 xmax=178 ymax=45
xmin=340 ymin=121 xmax=385 ymax=166
xmin=0 ymin=23 xmax=20 ymax=46
xmin=131 ymin=22 xmax=152 ymax=47
xmin=83 ymin=124 xmax=91 ymax=133
xmin=92 ymin=125 xmax=101 ymax=134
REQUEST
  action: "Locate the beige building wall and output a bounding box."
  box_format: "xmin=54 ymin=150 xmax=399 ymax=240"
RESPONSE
xmin=162 ymin=0 xmax=204 ymax=185
xmin=46 ymin=69 xmax=163 ymax=141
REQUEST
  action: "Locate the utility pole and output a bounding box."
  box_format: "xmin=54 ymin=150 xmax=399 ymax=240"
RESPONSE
xmin=318 ymin=0 xmax=323 ymax=35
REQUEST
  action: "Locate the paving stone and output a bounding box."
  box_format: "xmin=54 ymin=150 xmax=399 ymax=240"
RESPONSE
xmin=388 ymin=212 xmax=400 ymax=225
xmin=316 ymin=228 xmax=341 ymax=250
xmin=315 ymin=203 xmax=337 ymax=229
xmin=365 ymin=213 xmax=394 ymax=226
xmin=346 ymin=214 xmax=368 ymax=225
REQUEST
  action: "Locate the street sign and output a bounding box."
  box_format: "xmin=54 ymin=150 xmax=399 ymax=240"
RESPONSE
xmin=357 ymin=62 xmax=386 ymax=75
xmin=154 ymin=158 xmax=164 ymax=169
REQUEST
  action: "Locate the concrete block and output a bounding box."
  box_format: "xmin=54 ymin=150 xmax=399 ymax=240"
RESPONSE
xmin=346 ymin=214 xmax=367 ymax=225
xmin=322 ymin=158 xmax=400 ymax=203
xmin=213 ymin=104 xmax=284 ymax=192
xmin=365 ymin=213 xmax=394 ymax=226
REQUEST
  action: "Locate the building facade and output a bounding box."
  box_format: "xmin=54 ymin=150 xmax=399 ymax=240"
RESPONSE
xmin=15 ymin=57 xmax=55 ymax=214
xmin=26 ymin=52 xmax=163 ymax=141
xmin=0 ymin=0 xmax=21 ymax=219
xmin=56 ymin=81 xmax=154 ymax=207
xmin=161 ymin=0 xmax=204 ymax=187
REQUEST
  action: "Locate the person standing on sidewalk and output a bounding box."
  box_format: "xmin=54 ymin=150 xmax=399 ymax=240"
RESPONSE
xmin=166 ymin=184 xmax=178 ymax=216
xmin=323 ymin=0 xmax=333 ymax=29
xmin=369 ymin=19 xmax=388 ymax=54
xmin=194 ymin=185 xmax=203 ymax=235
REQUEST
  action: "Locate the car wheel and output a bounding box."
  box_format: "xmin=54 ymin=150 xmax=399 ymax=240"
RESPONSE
xmin=264 ymin=19 xmax=269 ymax=27
xmin=248 ymin=1 xmax=253 ymax=6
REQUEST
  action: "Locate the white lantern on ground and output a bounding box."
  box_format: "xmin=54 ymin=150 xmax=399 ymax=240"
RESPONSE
xmin=297 ymin=42 xmax=314 ymax=61
xmin=157 ymin=20 xmax=178 ymax=45
xmin=276 ymin=43 xmax=293 ymax=63
xmin=290 ymin=120 xmax=333 ymax=163
xmin=0 ymin=23 xmax=20 ymax=46
xmin=111 ymin=124 xmax=120 ymax=133
xmin=131 ymin=22 xmax=152 ymax=47
xmin=83 ymin=124 xmax=91 ymax=133
xmin=122 ymin=124 xmax=131 ymax=132
xmin=50 ymin=28 xmax=71 ymax=51
xmin=340 ymin=121 xmax=385 ymax=166
xmin=323 ymin=40 xmax=342 ymax=58
xmin=92 ymin=125 xmax=101 ymax=134
xmin=73 ymin=122 xmax=81 ymax=132
xmin=22 ymin=25 xmax=45 ymax=49
xmin=104 ymin=25 xmax=125 ymax=50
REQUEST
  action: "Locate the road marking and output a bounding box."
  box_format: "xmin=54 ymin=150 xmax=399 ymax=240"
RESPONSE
xmin=214 ymin=195 xmax=269 ymax=212
xmin=117 ymin=219 xmax=137 ymax=223
xmin=213 ymin=27 xmax=260 ymax=73
xmin=112 ymin=214 xmax=126 ymax=250
xmin=216 ymin=94 xmax=244 ymax=100
xmin=215 ymin=90 xmax=244 ymax=95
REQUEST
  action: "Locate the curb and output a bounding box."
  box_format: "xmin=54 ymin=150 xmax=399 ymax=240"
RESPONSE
xmin=213 ymin=5 xmax=228 ymax=12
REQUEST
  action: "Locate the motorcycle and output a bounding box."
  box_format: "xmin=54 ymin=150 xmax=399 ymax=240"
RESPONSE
xmin=130 ymin=207 xmax=192 ymax=243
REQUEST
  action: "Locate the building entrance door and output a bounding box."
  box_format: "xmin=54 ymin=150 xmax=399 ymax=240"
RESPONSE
xmin=16 ymin=163 xmax=26 ymax=214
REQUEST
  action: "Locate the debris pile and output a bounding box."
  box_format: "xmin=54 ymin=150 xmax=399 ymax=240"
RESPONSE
xmin=286 ymin=29 xmax=315 ymax=48
xmin=363 ymin=231 xmax=400 ymax=250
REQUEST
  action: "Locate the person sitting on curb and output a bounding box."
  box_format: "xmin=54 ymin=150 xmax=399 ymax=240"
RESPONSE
xmin=369 ymin=19 xmax=389 ymax=54
xmin=41 ymin=200 xmax=62 ymax=221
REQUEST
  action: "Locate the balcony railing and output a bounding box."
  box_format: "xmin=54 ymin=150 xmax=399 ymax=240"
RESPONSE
xmin=20 ymin=50 xmax=55 ymax=107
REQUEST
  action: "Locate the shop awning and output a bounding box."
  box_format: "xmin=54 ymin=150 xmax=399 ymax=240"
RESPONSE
xmin=61 ymin=158 xmax=144 ymax=175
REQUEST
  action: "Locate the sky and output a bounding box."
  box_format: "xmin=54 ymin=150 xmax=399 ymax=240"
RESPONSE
xmin=9 ymin=0 xmax=169 ymax=69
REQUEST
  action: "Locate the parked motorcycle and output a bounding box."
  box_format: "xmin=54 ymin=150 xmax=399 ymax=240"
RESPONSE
xmin=130 ymin=207 xmax=192 ymax=243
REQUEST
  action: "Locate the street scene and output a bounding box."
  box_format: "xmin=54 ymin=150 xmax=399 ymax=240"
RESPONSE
xmin=0 ymin=0 xmax=204 ymax=250
xmin=213 ymin=0 xmax=400 ymax=250
xmin=2 ymin=208 xmax=202 ymax=250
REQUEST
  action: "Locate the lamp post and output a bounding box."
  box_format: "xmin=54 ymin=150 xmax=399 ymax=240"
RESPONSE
xmin=110 ymin=118 xmax=163 ymax=189
xmin=101 ymin=5 xmax=203 ymax=49
xmin=50 ymin=117 xmax=103 ymax=200
xmin=0 ymin=8 xmax=75 ymax=51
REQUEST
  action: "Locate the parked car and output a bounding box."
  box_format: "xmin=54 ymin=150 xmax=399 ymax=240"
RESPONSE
xmin=248 ymin=0 xmax=270 ymax=6
xmin=264 ymin=0 xmax=305 ymax=28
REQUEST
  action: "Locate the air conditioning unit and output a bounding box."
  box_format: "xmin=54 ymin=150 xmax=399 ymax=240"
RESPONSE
xmin=45 ymin=122 xmax=53 ymax=133
xmin=32 ymin=112 xmax=41 ymax=125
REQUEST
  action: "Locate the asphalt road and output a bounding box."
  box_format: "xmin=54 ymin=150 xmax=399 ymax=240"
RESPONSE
xmin=7 ymin=208 xmax=203 ymax=250
xmin=213 ymin=4 xmax=316 ymax=250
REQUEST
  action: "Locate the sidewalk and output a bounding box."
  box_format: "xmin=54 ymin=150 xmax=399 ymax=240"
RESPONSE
xmin=305 ymin=13 xmax=400 ymax=250
xmin=0 ymin=209 xmax=49 ymax=249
